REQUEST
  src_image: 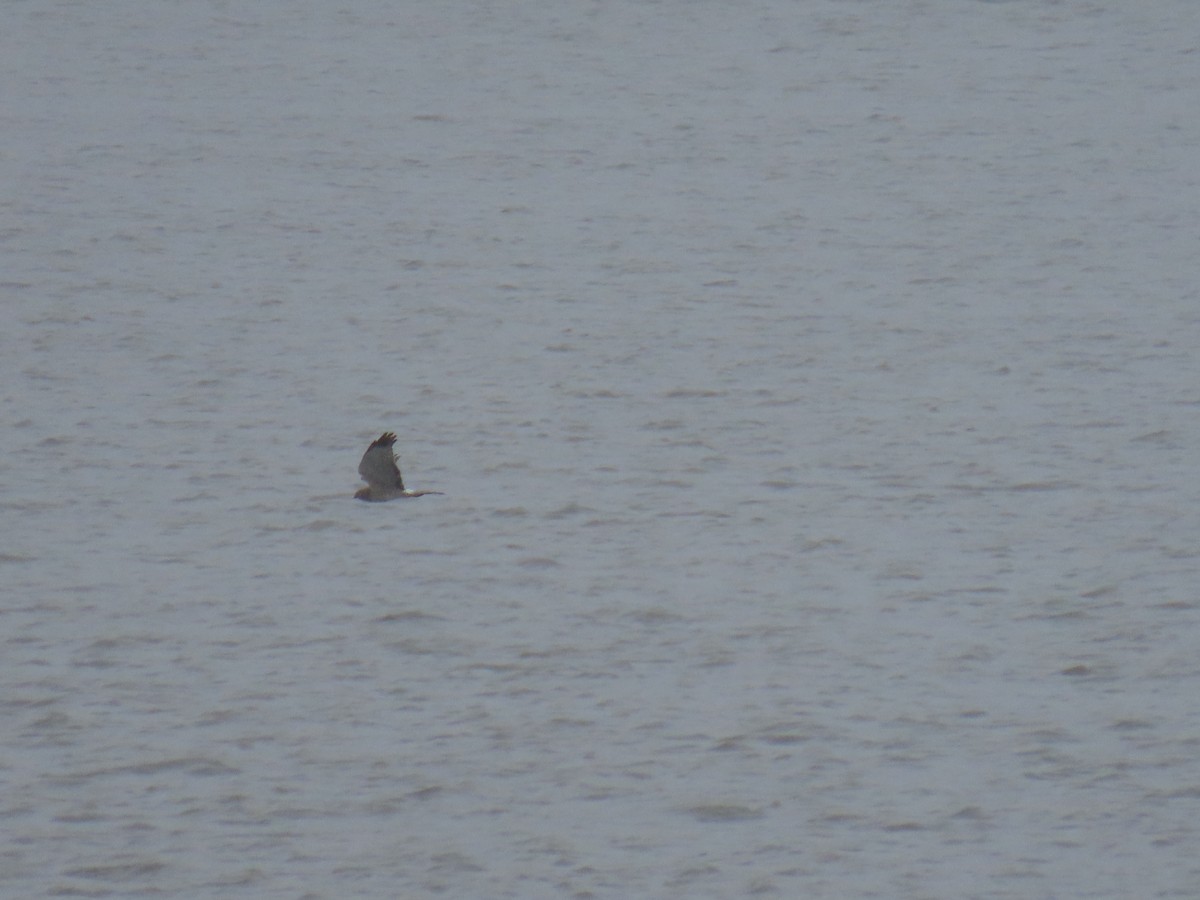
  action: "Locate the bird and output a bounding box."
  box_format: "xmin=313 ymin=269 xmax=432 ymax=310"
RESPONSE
xmin=354 ymin=432 xmax=443 ymax=501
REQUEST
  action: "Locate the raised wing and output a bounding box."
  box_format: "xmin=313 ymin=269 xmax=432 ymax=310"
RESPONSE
xmin=358 ymin=432 xmax=405 ymax=491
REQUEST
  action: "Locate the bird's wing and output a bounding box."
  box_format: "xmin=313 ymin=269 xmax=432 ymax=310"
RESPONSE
xmin=358 ymin=432 xmax=404 ymax=490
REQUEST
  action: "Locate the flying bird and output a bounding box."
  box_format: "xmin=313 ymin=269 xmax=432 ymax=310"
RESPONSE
xmin=355 ymin=432 xmax=443 ymax=501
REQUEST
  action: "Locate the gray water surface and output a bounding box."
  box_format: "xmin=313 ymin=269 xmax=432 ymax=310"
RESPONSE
xmin=3 ymin=2 xmax=1199 ymax=897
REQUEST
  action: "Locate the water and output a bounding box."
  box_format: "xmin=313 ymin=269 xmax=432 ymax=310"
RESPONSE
xmin=3 ymin=1 xmax=1200 ymax=896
